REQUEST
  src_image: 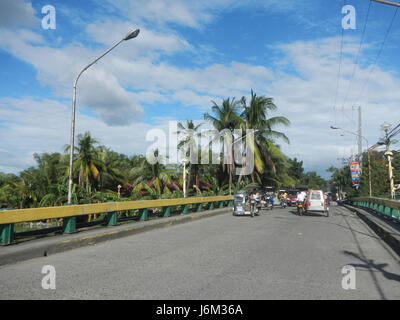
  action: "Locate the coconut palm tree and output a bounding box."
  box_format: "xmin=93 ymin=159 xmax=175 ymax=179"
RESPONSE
xmin=239 ymin=90 xmax=290 ymax=184
xmin=97 ymin=146 xmax=126 ymax=191
xmin=177 ymin=120 xmax=203 ymax=191
xmin=204 ymin=97 xmax=242 ymax=194
xmin=130 ymin=149 xmax=179 ymax=199
xmin=64 ymin=131 xmax=102 ymax=194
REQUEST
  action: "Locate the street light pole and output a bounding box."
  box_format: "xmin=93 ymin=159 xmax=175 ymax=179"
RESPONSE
xmin=67 ymin=29 xmax=140 ymax=204
xmin=381 ymin=122 xmax=395 ymax=199
xmin=330 ymin=126 xmax=372 ymax=197
xmin=371 ymin=0 xmax=400 ymax=8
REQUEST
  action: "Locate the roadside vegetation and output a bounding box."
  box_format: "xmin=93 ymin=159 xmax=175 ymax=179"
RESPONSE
xmin=328 ymin=150 xmax=400 ymax=199
xmin=1 ymin=90 xmax=333 ymax=209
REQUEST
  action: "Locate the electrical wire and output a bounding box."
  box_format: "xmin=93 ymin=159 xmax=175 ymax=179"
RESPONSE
xmin=388 ymin=123 xmax=400 ymax=137
xmin=333 ymin=0 xmax=346 ymax=125
xmin=389 ymin=126 xmax=400 ymax=139
xmin=352 ymin=6 xmax=399 ymax=107
xmin=341 ymin=0 xmax=372 ymax=111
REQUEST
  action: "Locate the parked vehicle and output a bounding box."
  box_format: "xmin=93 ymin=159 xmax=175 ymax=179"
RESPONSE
xmin=232 ymin=190 xmax=251 ymax=216
xmin=287 ymin=190 xmax=299 ymax=207
xmin=305 ymin=190 xmax=329 ymax=217
xmin=232 ymin=190 xmax=261 ymax=217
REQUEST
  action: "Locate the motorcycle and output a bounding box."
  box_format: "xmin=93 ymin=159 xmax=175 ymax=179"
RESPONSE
xmin=250 ymin=198 xmax=260 ymax=217
xmin=264 ymin=195 xmax=273 ymax=210
xmin=296 ymin=200 xmax=304 ymax=216
xmin=280 ymin=198 xmax=287 ymax=209
xmin=256 ymin=198 xmax=263 ymax=212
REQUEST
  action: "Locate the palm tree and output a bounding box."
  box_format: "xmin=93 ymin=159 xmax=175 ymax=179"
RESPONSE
xmin=130 ymin=149 xmax=179 ymax=199
xmin=64 ymin=132 xmax=102 ymax=194
xmin=97 ymin=146 xmax=126 ymax=191
xmin=204 ymin=97 xmax=242 ymax=194
xmin=177 ymin=120 xmax=203 ymax=191
xmin=239 ymin=90 xmax=290 ymax=183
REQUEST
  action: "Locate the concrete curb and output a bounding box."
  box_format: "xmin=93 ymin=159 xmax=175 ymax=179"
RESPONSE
xmin=0 ymin=207 xmax=231 ymax=266
xmin=344 ymin=204 xmax=400 ymax=257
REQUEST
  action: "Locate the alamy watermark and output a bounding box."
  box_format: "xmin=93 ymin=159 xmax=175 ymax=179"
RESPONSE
xmin=341 ymin=265 xmax=356 ymax=290
xmin=145 ymin=121 xmax=255 ymax=176
xmin=41 ymin=265 xmax=56 ymax=290
xmin=342 ymin=4 xmax=356 ymax=30
xmin=41 ymin=5 xmax=56 ymax=30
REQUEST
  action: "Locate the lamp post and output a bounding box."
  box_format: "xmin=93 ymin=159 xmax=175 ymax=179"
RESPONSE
xmin=67 ymin=29 xmax=140 ymax=204
xmin=381 ymin=122 xmax=395 ymax=199
xmin=330 ymin=126 xmax=372 ymax=197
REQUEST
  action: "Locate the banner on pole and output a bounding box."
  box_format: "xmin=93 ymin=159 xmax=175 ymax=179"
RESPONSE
xmin=350 ymin=161 xmax=360 ymax=186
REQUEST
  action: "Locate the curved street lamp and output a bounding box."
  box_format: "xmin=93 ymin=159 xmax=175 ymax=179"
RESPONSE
xmin=330 ymin=125 xmax=372 ymax=197
xmin=67 ymin=29 xmax=140 ymax=204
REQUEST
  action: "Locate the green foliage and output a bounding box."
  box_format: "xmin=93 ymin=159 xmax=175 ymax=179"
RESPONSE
xmin=287 ymin=158 xmax=304 ymax=183
xmin=0 ymin=89 xmax=334 ymax=208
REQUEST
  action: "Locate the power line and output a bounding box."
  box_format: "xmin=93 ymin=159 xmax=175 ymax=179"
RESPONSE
xmin=333 ymin=0 xmax=346 ymax=125
xmin=341 ymin=0 xmax=372 ymax=110
xmin=352 ymin=6 xmax=399 ymax=107
xmin=388 ymin=123 xmax=400 ymax=138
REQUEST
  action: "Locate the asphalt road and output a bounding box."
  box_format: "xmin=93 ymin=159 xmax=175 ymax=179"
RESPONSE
xmin=1 ymin=205 xmax=399 ymax=299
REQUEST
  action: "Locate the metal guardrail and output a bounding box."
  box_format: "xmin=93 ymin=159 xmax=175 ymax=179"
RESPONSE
xmin=351 ymin=197 xmax=400 ymax=222
xmin=0 ymin=195 xmax=234 ymax=245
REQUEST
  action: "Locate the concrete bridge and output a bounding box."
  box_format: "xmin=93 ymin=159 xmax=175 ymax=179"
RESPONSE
xmin=0 ymin=204 xmax=399 ymax=299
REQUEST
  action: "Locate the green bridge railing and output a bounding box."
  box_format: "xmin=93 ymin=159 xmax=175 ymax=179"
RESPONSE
xmin=351 ymin=197 xmax=400 ymax=223
xmin=0 ymin=195 xmax=234 ymax=246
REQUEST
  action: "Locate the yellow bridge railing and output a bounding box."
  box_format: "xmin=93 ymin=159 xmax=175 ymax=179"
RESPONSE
xmin=0 ymin=195 xmax=234 ymax=245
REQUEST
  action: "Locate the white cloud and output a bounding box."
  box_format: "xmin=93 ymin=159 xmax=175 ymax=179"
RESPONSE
xmin=105 ymin=0 xmax=305 ymax=30
xmin=86 ymin=22 xmax=191 ymax=56
xmin=0 ymin=0 xmax=38 ymax=28
xmin=269 ymin=37 xmax=400 ymax=175
xmin=2 ymin=0 xmax=400 ymax=178
xmin=0 ymin=98 xmax=168 ymax=173
xmin=0 ymin=23 xmax=275 ymax=125
xmin=77 ymin=70 xmax=144 ymax=126
xmin=172 ymin=90 xmax=218 ymax=109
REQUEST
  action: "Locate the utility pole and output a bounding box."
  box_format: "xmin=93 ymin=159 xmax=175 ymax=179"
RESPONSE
xmin=336 ymin=157 xmax=349 ymax=200
xmin=386 ymin=151 xmax=395 ymax=199
xmin=371 ymin=0 xmax=400 ymax=8
xmin=381 ymin=122 xmax=395 ymax=199
xmin=358 ymin=106 xmax=362 ymax=165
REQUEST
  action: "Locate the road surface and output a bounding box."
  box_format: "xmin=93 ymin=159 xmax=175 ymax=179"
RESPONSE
xmin=0 ymin=205 xmax=399 ymax=299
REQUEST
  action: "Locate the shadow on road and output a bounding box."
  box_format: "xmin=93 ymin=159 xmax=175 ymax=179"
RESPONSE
xmin=343 ymin=250 xmax=400 ymax=284
xmin=282 ymin=208 xmax=380 ymax=240
xmin=287 ymin=210 xmax=327 ymax=218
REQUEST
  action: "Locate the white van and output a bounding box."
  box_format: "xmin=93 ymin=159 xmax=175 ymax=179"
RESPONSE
xmin=306 ymin=190 xmax=329 ymax=217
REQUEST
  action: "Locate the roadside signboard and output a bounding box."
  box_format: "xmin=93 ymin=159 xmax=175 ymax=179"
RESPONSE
xmin=349 ymin=161 xmax=360 ymax=186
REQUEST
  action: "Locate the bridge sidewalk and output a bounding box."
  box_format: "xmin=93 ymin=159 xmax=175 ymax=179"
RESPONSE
xmin=0 ymin=207 xmax=231 ymax=267
xmin=345 ymin=204 xmax=400 ymax=256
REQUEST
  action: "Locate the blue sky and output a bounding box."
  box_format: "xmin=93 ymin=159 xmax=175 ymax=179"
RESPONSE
xmin=1 ymin=0 xmax=400 ymax=178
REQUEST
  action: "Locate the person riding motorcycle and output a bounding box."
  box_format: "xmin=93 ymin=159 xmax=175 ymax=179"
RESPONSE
xmin=249 ymin=189 xmax=260 ymax=216
xmin=296 ymin=191 xmax=306 ymax=204
xmin=267 ymin=192 xmax=274 ymax=209
xmin=280 ymin=192 xmax=288 ymax=207
xmin=255 ymin=191 xmax=262 ymax=210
